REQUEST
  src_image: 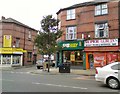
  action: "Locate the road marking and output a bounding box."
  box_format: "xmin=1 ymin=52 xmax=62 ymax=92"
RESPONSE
xmin=32 ymin=82 xmax=87 ymax=90
xmin=0 ymin=79 xmax=13 ymax=82
xmin=73 ymin=76 xmax=95 ymax=80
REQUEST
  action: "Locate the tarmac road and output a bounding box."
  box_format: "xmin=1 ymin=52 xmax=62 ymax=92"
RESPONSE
xmin=1 ymin=66 xmax=119 ymax=93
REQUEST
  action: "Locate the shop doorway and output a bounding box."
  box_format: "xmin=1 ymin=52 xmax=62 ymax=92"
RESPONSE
xmin=88 ymin=54 xmax=94 ymax=69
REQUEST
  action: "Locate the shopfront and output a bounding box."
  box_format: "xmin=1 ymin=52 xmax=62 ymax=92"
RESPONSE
xmin=0 ymin=48 xmax=26 ymax=67
xmin=84 ymin=39 xmax=120 ymax=69
xmin=57 ymin=40 xmax=84 ymax=68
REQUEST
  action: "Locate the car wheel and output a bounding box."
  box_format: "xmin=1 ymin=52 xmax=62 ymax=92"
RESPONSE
xmin=107 ymin=78 xmax=119 ymax=89
xmin=37 ymin=66 xmax=40 ymax=69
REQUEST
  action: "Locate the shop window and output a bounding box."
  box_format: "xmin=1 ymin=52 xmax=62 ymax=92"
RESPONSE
xmin=13 ymin=55 xmax=21 ymax=64
xmin=95 ymin=3 xmax=108 ymax=16
xmin=2 ymin=55 xmax=11 ymax=65
xmin=27 ymin=52 xmax=32 ymax=61
xmin=95 ymin=23 xmax=109 ymax=38
xmin=66 ymin=26 xmax=77 ymax=40
xmin=67 ymin=9 xmax=75 ymax=20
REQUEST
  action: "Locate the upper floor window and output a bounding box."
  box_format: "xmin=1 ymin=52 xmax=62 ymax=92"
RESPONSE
xmin=67 ymin=9 xmax=75 ymax=20
xmin=95 ymin=4 xmax=108 ymax=16
xmin=66 ymin=26 xmax=77 ymax=40
xmin=28 ymin=31 xmax=32 ymax=41
xmin=16 ymin=38 xmax=20 ymax=47
xmin=27 ymin=52 xmax=32 ymax=61
xmin=95 ymin=22 xmax=109 ymax=38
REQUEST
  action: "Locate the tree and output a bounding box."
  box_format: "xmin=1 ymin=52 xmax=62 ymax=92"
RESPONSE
xmin=34 ymin=15 xmax=63 ymax=72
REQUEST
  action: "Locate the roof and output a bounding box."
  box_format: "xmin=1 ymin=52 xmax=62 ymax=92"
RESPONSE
xmin=56 ymin=0 xmax=118 ymax=14
xmin=0 ymin=17 xmax=38 ymax=32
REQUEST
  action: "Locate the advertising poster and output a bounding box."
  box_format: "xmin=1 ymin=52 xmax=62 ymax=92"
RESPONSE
xmin=3 ymin=35 xmax=12 ymax=47
xmin=93 ymin=53 xmax=106 ymax=67
xmin=107 ymin=53 xmax=118 ymax=64
xmin=70 ymin=52 xmax=75 ymax=62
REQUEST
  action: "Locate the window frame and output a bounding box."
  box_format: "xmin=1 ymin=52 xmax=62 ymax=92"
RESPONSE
xmin=95 ymin=22 xmax=109 ymax=38
xmin=16 ymin=38 xmax=20 ymax=48
xmin=27 ymin=52 xmax=32 ymax=62
xmin=66 ymin=26 xmax=77 ymax=40
xmin=67 ymin=9 xmax=75 ymax=20
xmin=95 ymin=3 xmax=108 ymax=16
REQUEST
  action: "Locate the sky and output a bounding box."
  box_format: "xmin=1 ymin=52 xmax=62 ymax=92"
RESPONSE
xmin=0 ymin=0 xmax=91 ymax=30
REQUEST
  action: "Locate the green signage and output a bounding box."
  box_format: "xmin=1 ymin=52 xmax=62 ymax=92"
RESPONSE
xmin=58 ymin=40 xmax=84 ymax=50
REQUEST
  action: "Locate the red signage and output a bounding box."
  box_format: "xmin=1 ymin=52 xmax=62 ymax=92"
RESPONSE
xmin=94 ymin=53 xmax=106 ymax=67
xmin=107 ymin=53 xmax=118 ymax=64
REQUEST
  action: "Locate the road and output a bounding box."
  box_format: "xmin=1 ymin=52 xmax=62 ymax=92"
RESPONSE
xmin=0 ymin=66 xmax=119 ymax=93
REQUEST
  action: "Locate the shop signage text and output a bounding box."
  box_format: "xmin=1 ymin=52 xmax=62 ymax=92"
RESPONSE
xmin=85 ymin=39 xmax=118 ymax=47
xmin=63 ymin=43 xmax=78 ymax=48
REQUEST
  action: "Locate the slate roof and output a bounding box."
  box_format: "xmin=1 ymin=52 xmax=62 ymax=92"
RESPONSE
xmin=56 ymin=0 xmax=118 ymax=14
xmin=0 ymin=17 xmax=38 ymax=32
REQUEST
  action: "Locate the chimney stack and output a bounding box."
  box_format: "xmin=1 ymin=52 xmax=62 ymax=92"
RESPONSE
xmin=1 ymin=16 xmax=5 ymax=20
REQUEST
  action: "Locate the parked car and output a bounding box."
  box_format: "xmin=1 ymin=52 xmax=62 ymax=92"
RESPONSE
xmin=36 ymin=59 xmax=55 ymax=69
xmin=95 ymin=62 xmax=120 ymax=89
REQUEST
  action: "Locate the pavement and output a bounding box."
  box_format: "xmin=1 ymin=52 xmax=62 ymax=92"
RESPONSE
xmin=0 ymin=65 xmax=96 ymax=76
xmin=29 ymin=67 xmax=96 ymax=76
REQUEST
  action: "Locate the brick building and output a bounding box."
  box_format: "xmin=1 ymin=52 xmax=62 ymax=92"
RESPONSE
xmin=57 ymin=0 xmax=120 ymax=69
xmin=0 ymin=16 xmax=39 ymax=67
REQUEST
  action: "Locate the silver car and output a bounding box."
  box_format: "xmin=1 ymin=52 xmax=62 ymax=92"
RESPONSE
xmin=36 ymin=59 xmax=55 ymax=69
xmin=36 ymin=59 xmax=45 ymax=69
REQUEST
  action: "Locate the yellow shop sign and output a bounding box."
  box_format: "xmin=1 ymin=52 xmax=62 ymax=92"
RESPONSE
xmin=0 ymin=48 xmax=27 ymax=54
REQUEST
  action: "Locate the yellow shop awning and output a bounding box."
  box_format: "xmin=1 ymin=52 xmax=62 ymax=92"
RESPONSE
xmin=0 ymin=48 xmax=27 ymax=54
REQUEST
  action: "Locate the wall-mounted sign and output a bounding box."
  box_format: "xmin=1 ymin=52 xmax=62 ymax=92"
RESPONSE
xmin=0 ymin=48 xmax=27 ymax=54
xmin=58 ymin=40 xmax=84 ymax=50
xmin=85 ymin=39 xmax=118 ymax=47
xmin=3 ymin=35 xmax=12 ymax=47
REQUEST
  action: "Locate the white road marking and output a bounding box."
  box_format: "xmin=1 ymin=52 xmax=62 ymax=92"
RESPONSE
xmin=32 ymin=82 xmax=87 ymax=90
xmin=0 ymin=79 xmax=14 ymax=82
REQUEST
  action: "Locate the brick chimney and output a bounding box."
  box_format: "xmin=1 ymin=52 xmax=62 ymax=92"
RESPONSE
xmin=1 ymin=16 xmax=5 ymax=20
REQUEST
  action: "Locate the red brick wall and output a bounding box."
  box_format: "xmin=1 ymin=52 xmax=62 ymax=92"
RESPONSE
xmin=2 ymin=22 xmax=39 ymax=65
xmin=58 ymin=1 xmax=119 ymax=41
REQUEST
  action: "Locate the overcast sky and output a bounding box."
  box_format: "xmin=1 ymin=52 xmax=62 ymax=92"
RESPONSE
xmin=0 ymin=0 xmax=91 ymax=30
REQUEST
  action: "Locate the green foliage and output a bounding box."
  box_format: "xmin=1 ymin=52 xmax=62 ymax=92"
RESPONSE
xmin=34 ymin=15 xmax=63 ymax=56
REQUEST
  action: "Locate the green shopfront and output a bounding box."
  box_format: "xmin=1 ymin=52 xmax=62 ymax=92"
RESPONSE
xmin=57 ymin=40 xmax=85 ymax=68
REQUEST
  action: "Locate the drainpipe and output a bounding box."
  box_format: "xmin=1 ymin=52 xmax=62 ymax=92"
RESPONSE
xmin=118 ymin=1 xmax=120 ymax=39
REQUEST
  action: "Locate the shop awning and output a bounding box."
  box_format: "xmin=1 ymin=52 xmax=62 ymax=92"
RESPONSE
xmin=0 ymin=48 xmax=27 ymax=54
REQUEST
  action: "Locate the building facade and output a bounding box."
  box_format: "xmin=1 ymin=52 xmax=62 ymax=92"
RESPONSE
xmin=0 ymin=16 xmax=39 ymax=67
xmin=57 ymin=0 xmax=120 ymax=69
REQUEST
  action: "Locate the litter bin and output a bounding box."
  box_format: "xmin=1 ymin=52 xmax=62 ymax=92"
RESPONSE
xmin=59 ymin=62 xmax=71 ymax=73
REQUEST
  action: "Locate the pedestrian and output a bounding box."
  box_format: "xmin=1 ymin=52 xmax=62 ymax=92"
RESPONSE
xmin=43 ymin=59 xmax=47 ymax=71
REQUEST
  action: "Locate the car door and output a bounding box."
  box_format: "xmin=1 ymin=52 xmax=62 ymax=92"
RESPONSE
xmin=111 ymin=63 xmax=120 ymax=80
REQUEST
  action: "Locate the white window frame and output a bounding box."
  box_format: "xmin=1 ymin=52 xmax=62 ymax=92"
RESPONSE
xmin=95 ymin=4 xmax=108 ymax=16
xmin=28 ymin=31 xmax=32 ymax=40
xmin=67 ymin=9 xmax=75 ymax=20
xmin=16 ymin=38 xmax=20 ymax=47
xmin=66 ymin=26 xmax=77 ymax=40
xmin=95 ymin=23 xmax=109 ymax=38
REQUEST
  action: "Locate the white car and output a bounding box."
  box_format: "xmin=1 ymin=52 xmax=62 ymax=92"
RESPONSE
xmin=95 ymin=62 xmax=120 ymax=89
